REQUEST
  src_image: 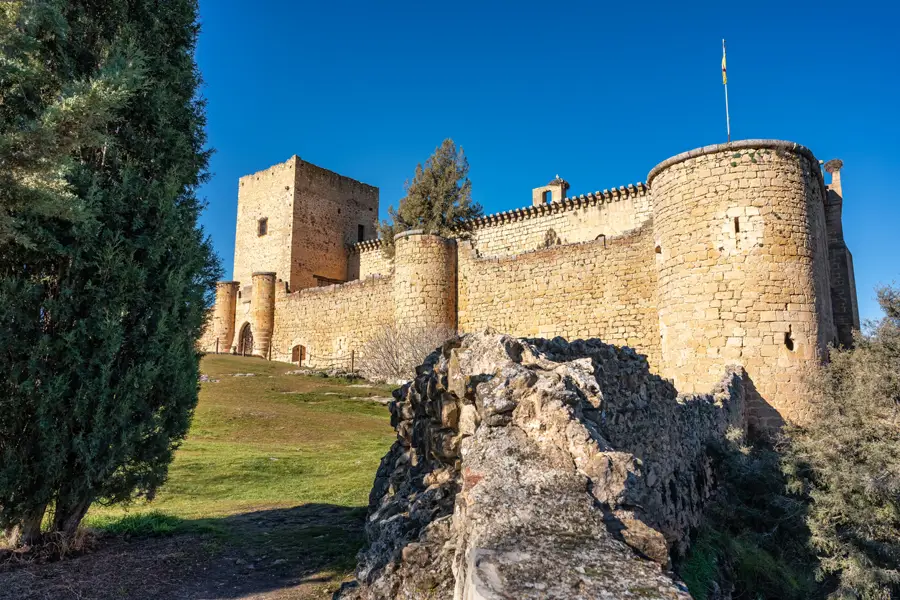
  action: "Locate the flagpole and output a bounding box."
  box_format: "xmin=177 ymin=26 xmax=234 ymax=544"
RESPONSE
xmin=723 ymin=39 xmax=731 ymax=143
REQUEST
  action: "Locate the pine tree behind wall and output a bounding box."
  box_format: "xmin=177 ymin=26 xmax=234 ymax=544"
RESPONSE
xmin=0 ymin=0 xmax=219 ymax=545
xmin=378 ymin=139 xmax=483 ymax=257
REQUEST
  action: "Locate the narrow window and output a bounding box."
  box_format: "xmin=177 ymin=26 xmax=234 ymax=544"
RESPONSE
xmin=358 ymin=224 xmax=365 ymax=242
xmin=734 ymin=217 xmax=740 ymax=234
xmin=258 ymin=217 xmax=268 ymax=236
xmin=543 ymin=190 xmax=552 ymax=204
xmin=784 ymin=326 xmax=795 ymax=352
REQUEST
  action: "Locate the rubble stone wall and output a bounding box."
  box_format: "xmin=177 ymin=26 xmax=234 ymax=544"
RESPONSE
xmin=337 ymin=333 xmax=746 ymax=599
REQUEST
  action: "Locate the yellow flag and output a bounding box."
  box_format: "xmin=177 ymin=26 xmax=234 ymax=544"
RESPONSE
xmin=722 ymin=42 xmax=727 ymax=85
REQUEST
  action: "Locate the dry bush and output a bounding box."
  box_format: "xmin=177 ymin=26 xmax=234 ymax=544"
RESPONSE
xmin=359 ymin=324 xmax=456 ymax=383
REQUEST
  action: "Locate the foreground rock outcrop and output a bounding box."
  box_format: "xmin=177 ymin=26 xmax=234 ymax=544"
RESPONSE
xmin=337 ymin=333 xmax=746 ymax=599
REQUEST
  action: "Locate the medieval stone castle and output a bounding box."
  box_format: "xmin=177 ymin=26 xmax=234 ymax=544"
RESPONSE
xmin=201 ymin=139 xmax=859 ymax=428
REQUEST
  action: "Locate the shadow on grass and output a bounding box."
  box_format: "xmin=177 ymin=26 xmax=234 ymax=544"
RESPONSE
xmin=2 ymin=504 xmax=368 ymax=600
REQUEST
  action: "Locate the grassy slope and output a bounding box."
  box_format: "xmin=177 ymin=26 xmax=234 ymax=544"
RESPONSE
xmin=86 ymin=353 xmax=396 ymax=534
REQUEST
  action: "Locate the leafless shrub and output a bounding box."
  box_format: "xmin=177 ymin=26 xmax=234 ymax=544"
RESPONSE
xmin=359 ymin=324 xmax=456 ymax=383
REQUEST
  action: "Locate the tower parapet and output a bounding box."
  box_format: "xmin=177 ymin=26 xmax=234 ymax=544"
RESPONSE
xmin=649 ymin=140 xmax=835 ymax=427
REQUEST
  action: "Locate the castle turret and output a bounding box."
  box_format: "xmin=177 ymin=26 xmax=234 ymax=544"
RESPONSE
xmin=209 ymin=281 xmax=239 ymax=353
xmin=648 ymin=140 xmax=835 ymax=427
xmin=251 ymin=272 xmax=277 ymax=358
xmin=393 ymin=231 xmax=457 ymax=335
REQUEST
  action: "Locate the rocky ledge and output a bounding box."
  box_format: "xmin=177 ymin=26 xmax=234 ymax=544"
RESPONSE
xmin=337 ymin=332 xmax=746 ymax=599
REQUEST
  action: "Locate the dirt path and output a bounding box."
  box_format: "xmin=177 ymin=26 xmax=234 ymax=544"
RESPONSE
xmin=0 ymin=505 xmax=362 ymax=600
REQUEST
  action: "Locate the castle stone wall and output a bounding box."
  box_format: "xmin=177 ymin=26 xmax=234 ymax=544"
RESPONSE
xmin=393 ymin=232 xmax=457 ymax=335
xmin=204 ymin=139 xmax=859 ymax=427
xmin=649 ymin=140 xmax=835 ymax=426
xmin=290 ymin=160 xmax=379 ymax=290
xmin=270 ymin=275 xmax=394 ymax=367
xmin=458 ymin=224 xmax=661 ymax=369
xmin=824 ymin=176 xmax=860 ymax=347
xmin=347 ymin=239 xmax=393 ymax=280
xmin=251 ymin=272 xmax=277 ymax=358
xmin=205 ymin=281 xmax=239 ymax=353
xmin=468 ymin=184 xmax=652 ymax=258
xmin=233 ymin=159 xmax=297 ymax=290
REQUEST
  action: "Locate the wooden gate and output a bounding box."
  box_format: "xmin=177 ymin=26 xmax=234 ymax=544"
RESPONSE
xmin=238 ymin=323 xmax=253 ymax=356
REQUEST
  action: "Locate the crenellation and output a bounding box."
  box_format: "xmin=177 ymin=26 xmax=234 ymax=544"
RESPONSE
xmin=204 ymin=139 xmax=859 ymax=429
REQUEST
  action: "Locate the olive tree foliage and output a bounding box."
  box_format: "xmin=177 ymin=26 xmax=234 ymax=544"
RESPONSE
xmin=0 ymin=0 xmax=219 ymax=546
xmin=785 ymin=285 xmax=900 ymax=600
xmin=377 ymin=139 xmax=483 ymax=257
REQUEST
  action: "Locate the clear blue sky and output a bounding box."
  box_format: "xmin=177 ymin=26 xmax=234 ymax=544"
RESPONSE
xmin=195 ymin=0 xmax=898 ymax=323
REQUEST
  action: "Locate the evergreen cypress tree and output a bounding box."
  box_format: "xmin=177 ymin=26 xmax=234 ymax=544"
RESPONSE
xmin=378 ymin=139 xmax=483 ymax=256
xmin=0 ymin=0 xmax=219 ymax=545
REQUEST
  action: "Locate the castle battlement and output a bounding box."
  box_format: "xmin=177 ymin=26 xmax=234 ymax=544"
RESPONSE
xmin=469 ymin=181 xmax=649 ymax=229
xmin=202 ymin=139 xmax=860 ymax=429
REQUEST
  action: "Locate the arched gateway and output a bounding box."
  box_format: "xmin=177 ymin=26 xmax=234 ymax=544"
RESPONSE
xmin=238 ymin=323 xmax=253 ymax=356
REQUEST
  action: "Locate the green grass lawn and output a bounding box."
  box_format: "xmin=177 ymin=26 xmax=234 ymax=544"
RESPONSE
xmin=85 ymin=354 xmax=396 ymax=539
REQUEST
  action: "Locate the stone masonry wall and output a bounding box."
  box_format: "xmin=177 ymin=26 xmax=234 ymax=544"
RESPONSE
xmin=458 ymin=224 xmax=661 ymax=369
xmin=347 ymin=239 xmax=394 ymax=280
xmin=204 ymin=281 xmax=239 ymax=353
xmin=208 ymin=139 xmax=856 ymax=428
xmin=393 ymin=232 xmax=457 ymax=335
xmin=649 ymin=140 xmax=835 ymax=426
xmin=269 ymin=275 xmax=394 ymax=367
xmin=824 ymin=181 xmax=860 ymax=347
xmin=468 ymin=183 xmax=652 ymax=258
xmin=290 ymin=160 xmax=379 ymax=291
xmin=233 ymin=157 xmax=379 ymax=293
xmin=233 ymin=158 xmax=297 ymax=290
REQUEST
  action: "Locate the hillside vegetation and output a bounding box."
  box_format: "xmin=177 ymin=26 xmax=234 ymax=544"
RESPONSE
xmin=2 ymin=354 xmax=396 ymax=599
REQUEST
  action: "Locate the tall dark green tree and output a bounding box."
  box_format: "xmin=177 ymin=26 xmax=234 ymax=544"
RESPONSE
xmin=0 ymin=0 xmax=219 ymax=545
xmin=378 ymin=139 xmax=482 ymax=256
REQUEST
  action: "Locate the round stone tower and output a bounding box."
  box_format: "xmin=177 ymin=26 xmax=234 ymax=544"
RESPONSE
xmin=251 ymin=272 xmax=277 ymax=358
xmin=648 ymin=140 xmax=835 ymax=426
xmin=211 ymin=281 xmax=239 ymax=352
xmin=393 ymin=230 xmax=457 ymax=335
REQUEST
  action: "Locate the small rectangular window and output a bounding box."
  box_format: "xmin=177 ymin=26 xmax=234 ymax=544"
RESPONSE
xmin=258 ymin=217 xmax=268 ymax=236
xmin=358 ymin=224 xmax=365 ymax=242
xmin=543 ymin=190 xmax=552 ymax=204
